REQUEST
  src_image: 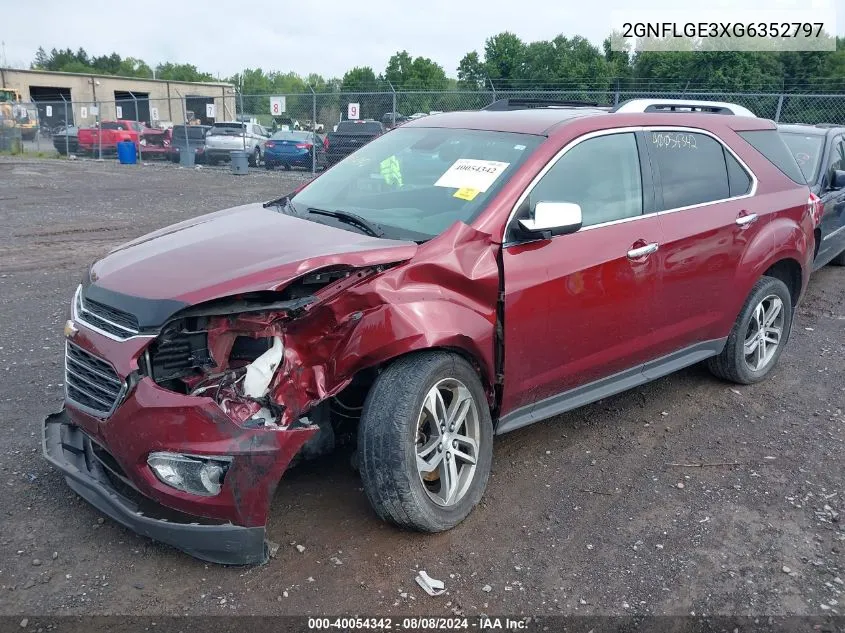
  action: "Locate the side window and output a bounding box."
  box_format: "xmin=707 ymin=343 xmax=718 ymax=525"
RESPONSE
xmin=529 ymin=132 xmax=643 ymax=228
xmin=650 ymin=131 xmax=730 ymax=209
xmin=725 ymin=150 xmax=752 ymax=196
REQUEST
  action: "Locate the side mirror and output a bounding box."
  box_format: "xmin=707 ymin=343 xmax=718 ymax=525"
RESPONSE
xmin=831 ymin=169 xmax=845 ymax=190
xmin=518 ymin=202 xmax=582 ymax=237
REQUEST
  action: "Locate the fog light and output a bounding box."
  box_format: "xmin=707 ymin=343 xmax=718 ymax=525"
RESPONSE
xmin=147 ymin=452 xmax=231 ymax=496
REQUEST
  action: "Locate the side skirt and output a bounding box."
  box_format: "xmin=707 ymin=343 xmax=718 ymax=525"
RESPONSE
xmin=495 ymin=338 xmax=727 ymax=435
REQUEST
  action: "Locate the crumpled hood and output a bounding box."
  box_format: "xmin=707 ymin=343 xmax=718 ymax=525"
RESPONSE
xmin=89 ymin=203 xmax=418 ymax=305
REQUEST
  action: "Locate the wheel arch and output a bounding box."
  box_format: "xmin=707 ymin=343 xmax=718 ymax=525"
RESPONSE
xmin=762 ymin=257 xmax=803 ymax=307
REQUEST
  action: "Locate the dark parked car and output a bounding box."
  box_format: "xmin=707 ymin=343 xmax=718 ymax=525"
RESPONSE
xmin=778 ymin=123 xmax=845 ymax=268
xmin=381 ymin=111 xmax=408 ymax=128
xmin=44 ymin=99 xmax=814 ymax=565
xmin=325 ymin=119 xmax=385 ymax=164
xmin=169 ymin=124 xmax=211 ymax=164
xmin=264 ymin=130 xmax=327 ymax=171
xmin=52 ymin=126 xmax=79 ymax=155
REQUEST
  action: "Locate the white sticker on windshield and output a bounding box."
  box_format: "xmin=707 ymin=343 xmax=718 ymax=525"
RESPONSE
xmin=434 ymin=159 xmax=510 ymax=193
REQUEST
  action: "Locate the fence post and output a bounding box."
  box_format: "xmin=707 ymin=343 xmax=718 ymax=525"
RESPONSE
xmin=35 ymin=104 xmax=40 ymax=153
xmin=613 ymin=78 xmax=620 ymax=107
xmin=774 ymin=94 xmax=784 ymax=122
xmin=61 ymin=95 xmax=69 ymax=158
xmin=487 ymin=76 xmax=497 ymax=104
xmin=388 ymin=81 xmax=397 ymax=128
xmin=97 ymin=101 xmax=102 ymax=160
xmin=132 ymin=93 xmax=141 ymax=164
xmin=309 ymin=84 xmax=317 ymax=175
xmin=238 ymin=73 xmax=245 ymax=122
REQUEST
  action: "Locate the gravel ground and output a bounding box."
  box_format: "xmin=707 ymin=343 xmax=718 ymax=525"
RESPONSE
xmin=0 ymin=157 xmax=842 ymax=619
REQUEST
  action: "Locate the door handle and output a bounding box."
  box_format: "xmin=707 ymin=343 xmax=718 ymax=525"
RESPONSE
xmin=627 ymin=243 xmax=659 ymax=259
xmin=735 ymin=213 xmax=758 ymax=226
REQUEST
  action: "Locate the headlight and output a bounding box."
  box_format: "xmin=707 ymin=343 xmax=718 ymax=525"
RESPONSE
xmin=147 ymin=452 xmax=232 ymax=496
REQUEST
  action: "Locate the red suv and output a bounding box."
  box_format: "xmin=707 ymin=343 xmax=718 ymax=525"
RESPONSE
xmin=43 ymin=99 xmax=815 ymax=564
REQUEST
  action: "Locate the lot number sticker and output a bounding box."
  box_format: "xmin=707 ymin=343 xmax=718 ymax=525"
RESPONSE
xmin=348 ymin=103 xmax=360 ymax=120
xmin=206 ymin=103 xmax=216 ymax=118
xmin=116 ymin=106 xmax=123 ymax=119
xmin=151 ymin=107 xmax=159 ymax=121
xmin=435 ymin=159 xmax=510 ymax=192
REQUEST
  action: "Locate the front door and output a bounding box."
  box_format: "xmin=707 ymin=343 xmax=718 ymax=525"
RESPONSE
xmin=501 ymin=131 xmax=662 ymax=417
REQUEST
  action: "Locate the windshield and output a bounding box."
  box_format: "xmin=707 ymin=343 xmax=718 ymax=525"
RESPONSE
xmin=208 ymin=123 xmax=244 ymax=136
xmin=780 ymin=132 xmax=825 ymax=181
xmin=336 ymin=121 xmax=383 ymax=135
xmin=271 ymin=131 xmax=311 ymax=141
xmin=290 ymin=127 xmax=543 ymax=239
xmin=173 ymin=125 xmax=208 ymax=139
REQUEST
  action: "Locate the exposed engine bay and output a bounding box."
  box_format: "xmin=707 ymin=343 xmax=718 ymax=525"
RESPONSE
xmin=139 ymin=267 xmax=376 ymax=461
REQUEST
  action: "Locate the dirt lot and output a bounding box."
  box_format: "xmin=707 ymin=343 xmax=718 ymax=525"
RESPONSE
xmin=0 ymin=157 xmax=842 ymax=619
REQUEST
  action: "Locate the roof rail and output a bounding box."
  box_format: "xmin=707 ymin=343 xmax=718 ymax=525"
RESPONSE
xmin=482 ymin=98 xmax=603 ymax=111
xmin=612 ymin=98 xmax=756 ymax=118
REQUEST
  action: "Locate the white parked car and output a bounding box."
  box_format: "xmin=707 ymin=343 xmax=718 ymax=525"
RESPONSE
xmin=204 ymin=121 xmax=270 ymax=166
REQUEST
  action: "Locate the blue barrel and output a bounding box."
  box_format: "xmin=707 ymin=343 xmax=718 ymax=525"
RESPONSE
xmin=117 ymin=141 xmax=137 ymax=165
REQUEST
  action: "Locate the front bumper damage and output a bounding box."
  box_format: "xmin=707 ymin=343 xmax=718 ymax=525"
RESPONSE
xmin=43 ymin=221 xmax=501 ymax=564
xmin=43 ymin=410 xmax=268 ymax=565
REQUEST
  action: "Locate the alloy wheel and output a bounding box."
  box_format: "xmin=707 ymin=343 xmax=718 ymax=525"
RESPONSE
xmin=415 ymin=378 xmax=480 ymax=507
xmin=743 ymin=294 xmax=784 ymax=372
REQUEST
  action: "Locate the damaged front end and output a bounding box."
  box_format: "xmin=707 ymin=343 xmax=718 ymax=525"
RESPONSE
xmin=145 ymin=265 xmax=380 ymax=432
xmin=43 ymin=219 xmax=501 ymax=565
xmin=43 ymin=266 xmax=391 ymax=565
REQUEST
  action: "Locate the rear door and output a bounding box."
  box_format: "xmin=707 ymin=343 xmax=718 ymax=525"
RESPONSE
xmin=501 ymin=130 xmax=663 ymax=415
xmin=645 ymin=128 xmax=760 ymax=360
xmin=817 ymin=134 xmax=845 ymax=264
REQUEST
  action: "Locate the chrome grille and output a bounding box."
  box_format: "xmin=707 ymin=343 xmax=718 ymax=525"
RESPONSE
xmin=76 ymin=289 xmax=140 ymax=340
xmin=64 ymin=342 xmax=124 ymax=418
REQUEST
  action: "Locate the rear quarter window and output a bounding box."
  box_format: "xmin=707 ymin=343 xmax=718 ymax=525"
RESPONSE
xmin=738 ymin=130 xmax=806 ymax=185
xmin=725 ymin=151 xmax=753 ymax=196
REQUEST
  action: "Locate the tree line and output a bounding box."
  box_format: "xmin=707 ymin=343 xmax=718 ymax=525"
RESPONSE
xmin=32 ymin=33 xmax=845 ymax=96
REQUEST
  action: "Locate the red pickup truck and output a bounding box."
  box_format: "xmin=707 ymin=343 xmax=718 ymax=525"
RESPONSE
xmin=77 ymin=120 xmax=171 ymax=159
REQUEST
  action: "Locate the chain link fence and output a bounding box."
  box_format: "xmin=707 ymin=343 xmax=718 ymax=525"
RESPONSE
xmin=3 ymin=88 xmax=845 ymax=170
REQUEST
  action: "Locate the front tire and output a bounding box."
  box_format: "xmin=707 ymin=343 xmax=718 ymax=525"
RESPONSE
xmin=359 ymin=352 xmax=493 ymax=532
xmin=707 ymin=276 xmax=792 ymax=384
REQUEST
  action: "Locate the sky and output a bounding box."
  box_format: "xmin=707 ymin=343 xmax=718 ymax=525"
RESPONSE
xmin=1 ymin=0 xmax=842 ymax=79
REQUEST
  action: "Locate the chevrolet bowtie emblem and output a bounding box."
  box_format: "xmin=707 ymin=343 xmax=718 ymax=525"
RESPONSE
xmin=64 ymin=320 xmax=79 ymax=339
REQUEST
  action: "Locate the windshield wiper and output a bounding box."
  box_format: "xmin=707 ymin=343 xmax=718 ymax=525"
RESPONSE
xmin=263 ymin=195 xmax=299 ymax=215
xmin=307 ymin=208 xmax=386 ymax=238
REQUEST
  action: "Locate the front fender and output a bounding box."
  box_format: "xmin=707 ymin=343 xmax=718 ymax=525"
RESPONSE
xmin=269 ymin=222 xmax=501 ymax=424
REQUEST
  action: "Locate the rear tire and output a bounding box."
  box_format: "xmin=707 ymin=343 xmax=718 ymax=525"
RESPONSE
xmin=707 ymin=276 xmax=792 ymax=384
xmin=248 ymin=147 xmax=260 ymax=167
xmin=359 ymin=352 xmax=493 ymax=532
xmin=831 ymin=249 xmax=845 ymax=266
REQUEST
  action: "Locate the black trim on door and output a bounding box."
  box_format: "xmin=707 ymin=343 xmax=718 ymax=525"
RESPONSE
xmin=495 ymin=338 xmax=727 ymax=435
xmin=635 ymin=130 xmax=659 ymax=214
